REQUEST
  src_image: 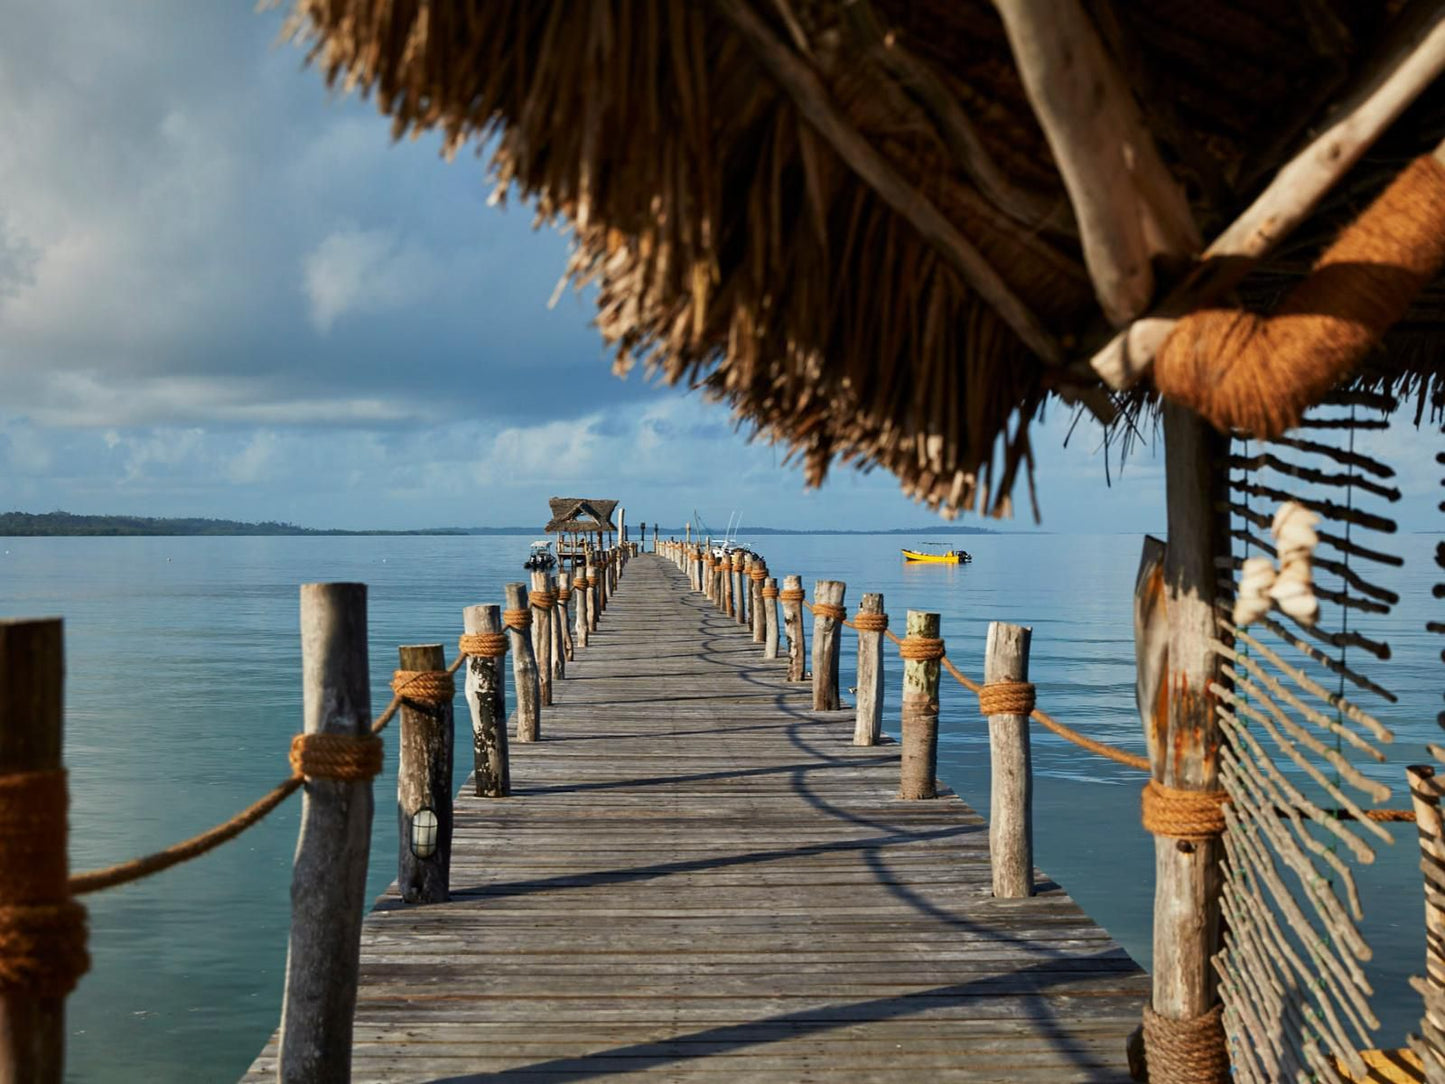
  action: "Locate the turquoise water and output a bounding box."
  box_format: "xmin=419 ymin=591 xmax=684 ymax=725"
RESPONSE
xmin=0 ymin=531 xmax=1436 ymax=1081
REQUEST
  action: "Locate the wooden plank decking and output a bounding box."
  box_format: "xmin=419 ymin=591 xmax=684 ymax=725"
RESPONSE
xmin=245 ymin=554 xmax=1147 ymax=1081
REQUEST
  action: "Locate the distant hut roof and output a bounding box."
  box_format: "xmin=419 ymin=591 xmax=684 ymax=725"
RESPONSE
xmin=546 ymin=497 xmax=618 ymax=534
xmin=286 ymin=1 xmax=1445 ymax=516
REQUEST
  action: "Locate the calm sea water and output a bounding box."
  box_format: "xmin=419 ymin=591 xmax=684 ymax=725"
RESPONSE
xmin=0 ymin=531 xmax=1437 ymax=1081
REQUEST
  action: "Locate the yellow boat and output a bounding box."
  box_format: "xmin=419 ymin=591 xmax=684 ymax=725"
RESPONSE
xmin=901 ymin=546 xmax=972 ymax=564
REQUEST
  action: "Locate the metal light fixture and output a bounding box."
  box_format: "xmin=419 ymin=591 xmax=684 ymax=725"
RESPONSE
xmin=410 ymin=808 xmax=439 ymax=859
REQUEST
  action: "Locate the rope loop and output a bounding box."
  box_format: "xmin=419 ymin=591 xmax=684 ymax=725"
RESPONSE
xmin=459 ymin=632 xmax=508 ymax=658
xmin=852 ymin=612 xmax=889 ymax=632
xmin=761 ymin=586 xmax=780 ymax=599
xmin=1141 ymin=780 xmax=1229 ymax=842
xmin=898 ymin=636 xmax=946 ymax=662
xmin=0 ymin=901 xmax=89 ymax=996
xmin=812 ymin=603 xmax=847 ymax=622
xmin=503 ymin=608 xmax=532 ymax=630
xmin=1141 ymin=1002 xmax=1228 ymax=1083
xmin=289 ymin=732 xmax=384 ymax=781
xmin=572 ymin=577 xmax=590 ymax=590
xmin=529 ymin=590 xmax=557 ymax=610
xmin=978 ymin=680 xmax=1036 ymax=717
xmin=555 ymin=588 xmax=571 ymax=603
xmin=391 ymin=669 xmax=456 ymax=704
xmin=749 ymin=568 xmax=768 ymax=581
xmin=778 ymin=588 xmax=805 ymax=603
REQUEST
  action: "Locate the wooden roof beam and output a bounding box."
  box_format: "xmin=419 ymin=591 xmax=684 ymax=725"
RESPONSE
xmin=1084 ymin=0 xmax=1445 ymax=391
xmin=993 ymin=0 xmax=1201 ymax=329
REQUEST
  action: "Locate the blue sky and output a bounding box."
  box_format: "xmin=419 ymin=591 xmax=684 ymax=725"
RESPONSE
xmin=0 ymin=4 xmax=1431 ymax=533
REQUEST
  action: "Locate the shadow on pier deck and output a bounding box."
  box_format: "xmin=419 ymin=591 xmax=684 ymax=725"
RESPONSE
xmin=244 ymin=554 xmax=1146 ymax=1082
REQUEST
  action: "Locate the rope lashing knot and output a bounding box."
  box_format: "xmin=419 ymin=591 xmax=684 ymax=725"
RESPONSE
xmin=812 ymin=603 xmax=847 ymax=622
xmin=749 ymin=568 xmax=768 ymax=582
xmin=572 ymin=578 xmax=590 ymax=590
xmin=288 ymin=732 xmax=384 ymax=781
xmin=978 ymin=680 xmax=1036 ymax=717
xmin=778 ymin=588 xmax=805 ymax=603
xmin=851 ymin=612 xmax=888 ymax=632
xmin=898 ymin=636 xmax=946 ymax=662
xmin=0 ymin=771 xmax=89 ymax=996
xmin=555 ymin=588 xmax=571 ymax=603
xmin=1141 ymin=1002 xmax=1229 ymax=1084
xmin=390 ymin=669 xmax=456 ymax=704
xmin=459 ymin=632 xmax=508 ymax=658
xmin=761 ymin=586 xmax=780 ymax=599
xmin=529 ymin=590 xmax=557 ymax=610
xmin=503 ymin=608 xmax=532 ymax=630
xmin=1141 ymin=780 xmax=1230 ymax=843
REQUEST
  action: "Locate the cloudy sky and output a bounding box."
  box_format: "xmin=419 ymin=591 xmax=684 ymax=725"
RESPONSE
xmin=0 ymin=4 xmax=1431 ymax=533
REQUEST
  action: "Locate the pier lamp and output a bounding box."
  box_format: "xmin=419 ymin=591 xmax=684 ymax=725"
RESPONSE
xmin=410 ymin=808 xmax=439 ymax=859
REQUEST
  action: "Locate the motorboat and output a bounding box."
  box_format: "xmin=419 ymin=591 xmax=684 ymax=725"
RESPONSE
xmin=523 ymin=540 xmax=557 ymax=571
xmin=901 ymin=544 xmax=972 ymax=564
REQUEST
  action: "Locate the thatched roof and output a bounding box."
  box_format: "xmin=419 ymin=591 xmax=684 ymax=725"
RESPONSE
xmin=546 ymin=497 xmax=618 ymax=534
xmin=286 ymin=1 xmax=1445 ymax=517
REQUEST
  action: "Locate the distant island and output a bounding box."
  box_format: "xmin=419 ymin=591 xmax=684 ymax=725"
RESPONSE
xmin=0 ymin=510 xmax=997 ymax=538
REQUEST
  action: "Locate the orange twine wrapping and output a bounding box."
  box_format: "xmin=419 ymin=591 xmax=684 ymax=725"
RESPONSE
xmin=749 ymin=568 xmax=768 ymax=581
xmin=391 ymin=669 xmax=455 ymax=704
xmin=503 ymin=608 xmax=532 ymax=629
xmin=978 ymin=680 xmax=1036 ymax=717
xmin=459 ymin=632 xmax=509 ymax=657
xmin=778 ymin=588 xmax=805 ymax=603
xmin=851 ymin=612 xmax=889 ymax=632
xmin=556 ymin=588 xmax=571 ymax=603
xmin=898 ymin=636 xmax=945 ymax=661
xmin=1141 ymin=780 xmax=1229 ymax=843
xmin=0 ymin=771 xmax=89 ymax=996
xmin=1141 ymin=1003 xmax=1229 ymax=1084
xmin=572 ymin=578 xmax=590 ymax=590
xmin=529 ymin=590 xmax=557 ymax=610
xmin=288 ymin=732 xmax=384 ymax=781
xmin=812 ymin=603 xmax=847 ymax=622
xmin=1155 ymin=154 xmax=1445 ymax=438
xmin=761 ymin=586 xmax=780 ymax=599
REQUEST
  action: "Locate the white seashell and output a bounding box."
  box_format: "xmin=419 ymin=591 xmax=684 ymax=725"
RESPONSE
xmin=1233 ymin=557 xmax=1276 ymax=627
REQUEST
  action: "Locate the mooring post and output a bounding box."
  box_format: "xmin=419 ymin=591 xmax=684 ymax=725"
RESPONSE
xmin=395 ymin=643 xmax=453 ymax=905
xmin=899 ymin=610 xmax=941 ymax=800
xmin=1408 ymin=763 xmax=1445 ymax=1074
xmin=573 ymin=565 xmax=590 ymax=649
xmin=720 ymin=553 xmax=732 ymax=616
xmin=853 ymin=592 xmax=885 ymax=745
xmin=733 ymin=553 xmax=748 ymax=625
xmin=0 ymin=617 xmax=76 ymax=1084
xmin=504 ymin=582 xmax=542 ymax=742
xmin=782 ymin=575 xmax=806 ymax=681
xmin=279 ymin=585 xmax=374 ymax=1083
xmin=750 ymin=559 xmax=767 ymax=644
xmin=462 ymin=604 xmax=509 ymax=798
xmin=985 ymin=621 xmax=1034 ymax=898
xmin=529 ymin=570 xmax=554 ymax=707
xmin=556 ymin=570 xmax=574 ymax=664
xmin=585 ymin=556 xmax=600 ymax=633
xmin=763 ymin=576 xmax=781 ymax=660
xmin=811 ymin=580 xmax=845 ymax=710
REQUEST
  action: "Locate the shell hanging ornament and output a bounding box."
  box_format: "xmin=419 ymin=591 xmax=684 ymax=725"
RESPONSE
xmin=1232 ymin=556 xmax=1277 ymax=626
xmin=1232 ymin=501 xmax=1321 ymax=627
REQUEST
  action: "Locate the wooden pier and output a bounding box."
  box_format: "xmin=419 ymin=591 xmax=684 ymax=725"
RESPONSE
xmin=243 ymin=554 xmax=1147 ymax=1081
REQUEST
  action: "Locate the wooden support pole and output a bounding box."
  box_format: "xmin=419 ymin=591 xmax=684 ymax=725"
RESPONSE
xmin=750 ymin=560 xmax=767 ymax=644
xmin=763 ymin=577 xmax=781 ymax=660
xmin=462 ymin=604 xmax=509 ymax=798
xmin=574 ymin=564 xmax=589 ymax=649
xmin=985 ymin=621 xmax=1034 ymax=899
xmin=811 ymin=580 xmax=846 ymax=710
xmin=550 ymin=572 xmax=565 ymax=683
xmin=557 ymin=571 xmax=574 ymax=663
xmin=899 ymin=610 xmax=941 ymax=800
xmin=504 ymin=582 xmax=542 ymax=743
xmin=1407 ymin=764 xmax=1445 ymax=1076
xmin=279 ymin=585 xmax=373 ymax=1084
xmin=853 ymin=593 xmax=885 ymax=746
xmin=0 ymin=617 xmax=70 ymax=1084
xmin=721 ymin=555 xmax=733 ymax=617
xmin=529 ymin=570 xmax=554 ymax=708
xmin=782 ymin=575 xmax=806 ymax=682
xmin=1144 ymin=404 xmax=1229 ymax=1072
xmin=396 ymin=643 xmax=452 ymax=905
xmin=585 ymin=558 xmax=599 ymax=633
xmin=734 ymin=555 xmax=748 ymax=626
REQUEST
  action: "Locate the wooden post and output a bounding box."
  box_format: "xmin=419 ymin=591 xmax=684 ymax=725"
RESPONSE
xmin=529 ymin=570 xmax=554 ymax=707
xmin=279 ymin=585 xmax=374 ymax=1083
xmin=462 ymin=604 xmax=509 ymax=798
xmin=504 ymin=582 xmax=541 ymax=742
xmin=557 ymin=570 xmax=574 ymax=663
xmin=811 ymin=580 xmax=845 ymax=710
xmin=734 ymin=555 xmax=748 ymax=626
xmin=763 ymin=576 xmax=781 ymax=660
xmin=1408 ymin=764 xmax=1445 ymax=1075
xmin=750 ymin=560 xmax=767 ymax=644
xmin=782 ymin=575 xmax=806 ymax=682
xmin=550 ymin=572 xmax=565 ymax=683
xmin=985 ymin=621 xmax=1034 ymax=899
xmin=585 ymin=557 xmax=599 ymax=632
xmin=0 ymin=618 xmax=71 ymax=1084
xmin=573 ymin=564 xmax=590 ymax=649
xmin=853 ymin=592 xmax=884 ymax=745
xmin=1143 ymin=404 xmax=1229 ymax=1071
xmin=396 ymin=642 xmax=453 ymax=905
xmin=899 ymin=610 xmax=941 ymax=800
xmin=720 ymin=554 xmax=732 ymax=616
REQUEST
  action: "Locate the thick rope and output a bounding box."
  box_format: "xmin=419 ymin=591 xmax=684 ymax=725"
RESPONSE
xmin=898 ymin=635 xmax=946 ymax=661
xmin=761 ymin=586 xmax=779 ymax=599
xmin=288 ymin=732 xmax=384 ymax=781
xmin=390 ymin=669 xmax=455 ymax=704
xmin=459 ymin=632 xmax=509 ymax=657
xmin=749 ymin=568 xmax=768 ymax=581
xmin=0 ymin=771 xmax=89 ymax=994
xmin=1141 ymin=1003 xmax=1229 ymax=1084
xmin=556 ymin=587 xmax=571 ymax=603
xmin=778 ymin=588 xmax=805 ymax=603
xmin=851 ymin=611 xmax=888 ymax=632
xmin=812 ymin=603 xmax=847 ymax=622
xmin=503 ymin=608 xmax=532 ymax=630
xmin=529 ymin=590 xmax=557 ymax=610
xmin=572 ymin=577 xmax=590 ymax=590
xmin=978 ymin=680 xmax=1036 ymax=716
xmin=1142 ymin=780 xmax=1230 ymax=843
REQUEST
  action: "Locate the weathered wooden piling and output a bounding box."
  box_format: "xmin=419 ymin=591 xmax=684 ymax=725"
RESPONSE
xmin=279 ymin=584 xmax=374 ymax=1083
xmin=763 ymin=576 xmax=781 ymax=659
xmin=549 ymin=573 xmax=566 ymax=682
xmin=395 ymin=643 xmax=453 ymax=905
xmin=0 ymin=617 xmax=74 ymax=1084
xmin=733 ymin=553 xmax=748 ymax=625
xmin=573 ymin=566 xmax=590 ymax=649
xmin=529 ymin=570 xmax=554 ymax=707
xmin=985 ymin=621 xmax=1034 ymax=899
xmin=556 ymin=571 xmax=574 ymax=663
xmin=462 ymin=604 xmax=509 ymax=798
xmin=504 ymin=582 xmax=542 ymax=742
xmin=853 ymin=592 xmax=885 ymax=745
xmin=1408 ymin=763 xmax=1445 ymax=1059
xmin=811 ymin=580 xmax=846 ymax=710
xmin=749 ymin=558 xmax=767 ymax=643
xmin=585 ymin=556 xmax=600 ymax=633
xmin=782 ymin=575 xmax=806 ymax=681
xmin=899 ymin=610 xmax=941 ymax=800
